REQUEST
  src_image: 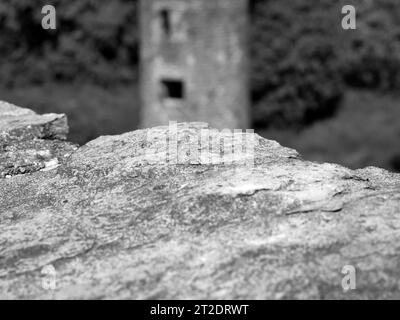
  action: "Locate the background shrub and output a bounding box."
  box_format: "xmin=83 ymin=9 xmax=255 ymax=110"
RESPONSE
xmin=0 ymin=0 xmax=139 ymax=87
xmin=1 ymin=0 xmax=400 ymax=129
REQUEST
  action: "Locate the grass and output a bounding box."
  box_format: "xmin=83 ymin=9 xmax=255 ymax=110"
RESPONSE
xmin=258 ymin=90 xmax=400 ymax=172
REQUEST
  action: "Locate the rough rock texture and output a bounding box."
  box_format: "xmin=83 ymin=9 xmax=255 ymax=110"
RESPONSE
xmin=0 ymin=102 xmax=77 ymax=178
xmin=0 ymin=101 xmax=400 ymax=299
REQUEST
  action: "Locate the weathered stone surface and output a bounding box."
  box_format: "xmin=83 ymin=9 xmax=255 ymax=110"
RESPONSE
xmin=0 ymin=101 xmax=77 ymax=178
xmin=0 ymin=102 xmax=400 ymax=299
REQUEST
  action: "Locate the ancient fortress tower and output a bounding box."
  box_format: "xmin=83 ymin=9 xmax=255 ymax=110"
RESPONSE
xmin=139 ymin=0 xmax=249 ymax=129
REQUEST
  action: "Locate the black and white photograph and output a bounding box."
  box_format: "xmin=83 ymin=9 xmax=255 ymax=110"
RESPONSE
xmin=0 ymin=0 xmax=400 ymax=306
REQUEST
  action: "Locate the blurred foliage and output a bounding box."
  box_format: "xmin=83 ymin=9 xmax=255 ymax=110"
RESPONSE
xmin=250 ymin=0 xmax=344 ymax=127
xmin=339 ymin=1 xmax=400 ymax=91
xmin=0 ymin=83 xmax=140 ymax=144
xmin=1 ymin=0 xmax=400 ymax=127
xmin=258 ymin=89 xmax=400 ymax=172
xmin=0 ymin=0 xmax=138 ymax=87
xmin=251 ymin=0 xmax=400 ymax=127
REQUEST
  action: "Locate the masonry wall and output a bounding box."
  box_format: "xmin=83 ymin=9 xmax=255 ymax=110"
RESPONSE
xmin=140 ymin=0 xmax=249 ymax=129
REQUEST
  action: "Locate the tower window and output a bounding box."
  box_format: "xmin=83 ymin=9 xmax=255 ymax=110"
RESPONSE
xmin=161 ymin=79 xmax=185 ymax=99
xmin=160 ymin=9 xmax=172 ymax=37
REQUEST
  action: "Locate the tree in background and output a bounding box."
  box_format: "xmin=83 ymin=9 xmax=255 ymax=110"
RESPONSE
xmin=0 ymin=0 xmax=138 ymax=87
xmin=251 ymin=0 xmax=400 ymax=128
xmin=1 ymin=0 xmax=400 ymax=128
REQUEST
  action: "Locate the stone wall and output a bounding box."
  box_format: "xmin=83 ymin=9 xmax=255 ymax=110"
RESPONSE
xmin=1 ymin=101 xmax=400 ymax=299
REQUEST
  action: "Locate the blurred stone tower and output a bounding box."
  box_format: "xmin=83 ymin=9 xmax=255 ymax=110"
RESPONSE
xmin=139 ymin=0 xmax=249 ymax=129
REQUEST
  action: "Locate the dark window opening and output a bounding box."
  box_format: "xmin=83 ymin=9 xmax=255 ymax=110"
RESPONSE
xmin=161 ymin=79 xmax=185 ymax=99
xmin=160 ymin=9 xmax=172 ymax=37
